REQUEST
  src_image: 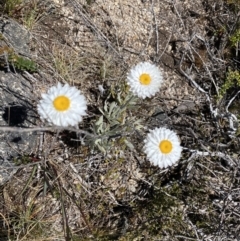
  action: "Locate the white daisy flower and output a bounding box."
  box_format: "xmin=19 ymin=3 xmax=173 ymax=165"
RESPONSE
xmin=127 ymin=62 xmax=163 ymax=99
xmin=143 ymin=127 xmax=182 ymax=168
xmin=37 ymin=82 xmax=87 ymax=127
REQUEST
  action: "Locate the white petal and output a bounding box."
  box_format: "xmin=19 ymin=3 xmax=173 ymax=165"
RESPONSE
xmin=143 ymin=127 xmax=182 ymax=169
xmin=126 ymin=62 xmax=163 ymax=99
xmin=37 ymin=82 xmax=87 ymax=127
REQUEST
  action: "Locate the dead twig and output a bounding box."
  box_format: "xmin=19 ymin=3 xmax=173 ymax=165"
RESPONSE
xmin=0 ymin=126 xmax=95 ymax=137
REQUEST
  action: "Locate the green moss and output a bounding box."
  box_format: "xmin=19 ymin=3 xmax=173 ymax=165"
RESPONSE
xmin=225 ymin=0 xmax=240 ymax=5
xmin=10 ymin=54 xmax=37 ymax=72
xmin=2 ymin=0 xmax=23 ymax=15
xmin=13 ymin=155 xmax=33 ymax=165
xmin=219 ymin=70 xmax=240 ymax=98
xmin=230 ymin=29 xmax=240 ymax=47
xmin=124 ymin=182 xmax=188 ymax=239
xmin=0 ymin=46 xmax=37 ymax=72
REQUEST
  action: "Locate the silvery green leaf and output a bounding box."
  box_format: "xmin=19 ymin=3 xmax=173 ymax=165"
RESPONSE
xmin=94 ymin=138 xmax=101 ymax=145
xmin=96 ymin=143 xmax=106 ymax=153
xmin=109 ymin=102 xmax=118 ymax=116
xmin=118 ymin=106 xmax=126 ymax=114
xmin=134 ymin=119 xmax=144 ymax=130
xmin=124 ymin=139 xmax=135 ymax=150
xmin=95 ymin=115 xmax=103 ymax=126
xmin=104 ymin=101 xmax=109 ymax=112
xmin=112 ymin=107 xmax=121 ymax=118
xmin=95 ymin=116 xmax=104 ymax=133
xmin=129 ymin=99 xmax=137 ymax=106
xmin=110 ymin=120 xmax=120 ymax=126
xmin=117 ymin=92 xmax=122 ymax=103
xmin=99 ymin=107 xmax=105 ymax=115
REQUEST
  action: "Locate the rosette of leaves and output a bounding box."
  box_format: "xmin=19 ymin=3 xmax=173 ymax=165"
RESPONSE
xmin=89 ymin=90 xmax=143 ymax=153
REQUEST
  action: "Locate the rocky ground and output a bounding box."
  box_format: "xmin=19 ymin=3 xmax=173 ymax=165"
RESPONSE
xmin=0 ymin=0 xmax=240 ymax=240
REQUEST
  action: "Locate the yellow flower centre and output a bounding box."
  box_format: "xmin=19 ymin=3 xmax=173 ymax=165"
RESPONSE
xmin=139 ymin=73 xmax=151 ymax=85
xmin=53 ymin=95 xmax=70 ymax=111
xmin=159 ymin=140 xmax=173 ymax=154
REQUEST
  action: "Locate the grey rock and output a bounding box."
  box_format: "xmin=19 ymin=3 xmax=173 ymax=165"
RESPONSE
xmin=0 ymin=71 xmax=39 ymax=185
xmin=152 ymin=109 xmax=168 ymax=121
xmin=0 ymin=17 xmax=30 ymax=56
xmin=173 ymin=101 xmax=196 ymax=113
xmin=0 ymin=18 xmax=38 ymax=185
